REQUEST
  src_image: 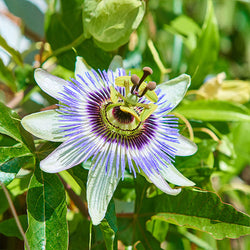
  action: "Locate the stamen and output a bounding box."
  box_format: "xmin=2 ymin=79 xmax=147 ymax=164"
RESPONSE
xmin=136 ymin=67 xmax=153 ymax=91
xmin=131 ymin=74 xmax=140 ymax=94
xmin=139 ymin=81 xmax=156 ymax=97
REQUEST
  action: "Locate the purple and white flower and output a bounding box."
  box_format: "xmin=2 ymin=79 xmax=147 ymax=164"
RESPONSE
xmin=21 ymin=56 xmax=197 ymax=225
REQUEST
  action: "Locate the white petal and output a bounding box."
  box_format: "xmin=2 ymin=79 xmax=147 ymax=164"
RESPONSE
xmin=21 ymin=110 xmax=66 ymax=142
xmin=75 ymin=56 xmax=92 ymax=80
xmin=87 ymin=164 xmax=121 ymax=225
xmin=34 ymin=68 xmax=68 ymax=100
xmin=169 ymin=135 xmax=197 ymax=156
xmin=159 ymin=162 xmax=195 ymax=186
xmin=40 ymin=140 xmax=86 ymax=173
xmin=147 ymin=169 xmax=182 ymax=196
xmin=157 ymin=74 xmax=191 ymax=111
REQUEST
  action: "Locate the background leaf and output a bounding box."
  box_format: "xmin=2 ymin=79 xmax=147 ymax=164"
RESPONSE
xmin=187 ymin=0 xmax=219 ymax=89
xmin=26 ymin=166 xmax=68 ymax=250
xmin=0 ymin=103 xmax=34 ymax=185
xmin=0 ymin=215 xmax=28 ymax=240
xmin=135 ymin=177 xmax=250 ymax=240
xmin=175 ymin=100 xmax=250 ymax=122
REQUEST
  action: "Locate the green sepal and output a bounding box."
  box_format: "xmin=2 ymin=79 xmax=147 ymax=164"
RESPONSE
xmin=140 ymin=103 xmax=158 ymax=121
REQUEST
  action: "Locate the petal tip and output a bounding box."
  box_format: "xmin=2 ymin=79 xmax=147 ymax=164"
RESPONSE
xmin=89 ymin=210 xmax=105 ymax=226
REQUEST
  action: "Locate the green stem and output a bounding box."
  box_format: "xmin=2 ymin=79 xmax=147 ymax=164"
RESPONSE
xmin=147 ymin=39 xmax=170 ymax=82
xmin=89 ymin=221 xmax=92 ymax=250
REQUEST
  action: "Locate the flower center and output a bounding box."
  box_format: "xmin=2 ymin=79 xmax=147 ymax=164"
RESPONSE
xmin=99 ymin=67 xmax=159 ymax=136
xmin=112 ymin=106 xmax=135 ymax=124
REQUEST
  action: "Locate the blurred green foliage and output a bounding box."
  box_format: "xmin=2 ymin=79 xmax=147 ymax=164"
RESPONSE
xmin=0 ymin=0 xmax=250 ymax=249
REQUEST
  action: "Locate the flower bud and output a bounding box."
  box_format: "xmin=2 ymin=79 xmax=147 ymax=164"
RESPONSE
xmin=83 ymin=0 xmax=145 ymax=51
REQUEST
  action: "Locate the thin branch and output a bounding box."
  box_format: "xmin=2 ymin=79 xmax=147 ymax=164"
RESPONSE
xmin=6 ymin=91 xmax=24 ymax=109
xmin=193 ymin=127 xmax=220 ymax=142
xmin=57 ymin=174 xmax=89 ymax=219
xmin=147 ymin=39 xmax=171 ymax=82
xmin=1 ymin=183 xmax=30 ymax=250
xmin=172 ymin=112 xmax=194 ymax=141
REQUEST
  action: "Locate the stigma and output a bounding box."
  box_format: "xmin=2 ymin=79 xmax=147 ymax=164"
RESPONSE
xmin=108 ymin=67 xmax=158 ymax=124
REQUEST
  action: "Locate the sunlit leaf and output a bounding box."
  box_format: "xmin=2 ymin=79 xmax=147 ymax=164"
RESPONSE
xmin=175 ymin=100 xmax=250 ymax=122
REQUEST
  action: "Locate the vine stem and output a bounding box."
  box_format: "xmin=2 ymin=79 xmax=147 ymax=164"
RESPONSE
xmin=1 ymin=183 xmax=30 ymax=250
xmin=89 ymin=221 xmax=92 ymax=250
xmin=172 ymin=112 xmax=194 ymax=141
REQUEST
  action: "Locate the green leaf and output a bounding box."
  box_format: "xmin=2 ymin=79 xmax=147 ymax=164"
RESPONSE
xmin=0 ymin=156 xmax=33 ymax=186
xmin=146 ymin=218 xmax=169 ymax=242
xmin=175 ymin=139 xmax=218 ymax=189
xmin=0 ymin=189 xmax=9 ymax=214
xmin=165 ymin=15 xmax=201 ymax=51
xmin=0 ymin=102 xmax=25 ymax=142
xmin=175 ymin=100 xmax=250 ymax=122
xmin=0 ymin=103 xmax=34 ymax=185
xmin=0 ymin=35 xmax=23 ymax=66
xmin=69 ymin=214 xmax=90 ymax=250
xmin=230 ymin=122 xmax=250 ymax=173
xmin=67 ymin=165 xmax=88 ymax=194
xmin=7 ymin=172 xmax=32 ymax=196
xmin=26 ymin=166 xmax=68 ymax=250
xmin=136 ymin=177 xmax=250 ymax=240
xmin=0 ymin=215 xmax=28 ymax=240
xmin=0 ymin=58 xmax=16 ymax=91
xmin=187 ymin=0 xmax=219 ymax=89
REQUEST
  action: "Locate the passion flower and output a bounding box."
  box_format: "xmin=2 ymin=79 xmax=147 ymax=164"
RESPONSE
xmin=21 ymin=56 xmax=197 ymax=225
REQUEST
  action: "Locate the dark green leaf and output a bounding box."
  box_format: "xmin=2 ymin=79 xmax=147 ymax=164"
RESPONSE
xmin=187 ymin=0 xmax=219 ymax=89
xmin=0 ymin=103 xmax=34 ymax=185
xmin=0 ymin=215 xmax=28 ymax=240
xmin=134 ymin=177 xmax=250 ymax=240
xmin=175 ymin=100 xmax=250 ymax=122
xmin=0 ymin=189 xmax=9 ymax=214
xmin=26 ymin=166 xmax=68 ymax=250
xmin=69 ymin=214 xmax=89 ymax=250
xmin=175 ymin=139 xmax=218 ymax=189
xmin=0 ymin=58 xmax=16 ymax=91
